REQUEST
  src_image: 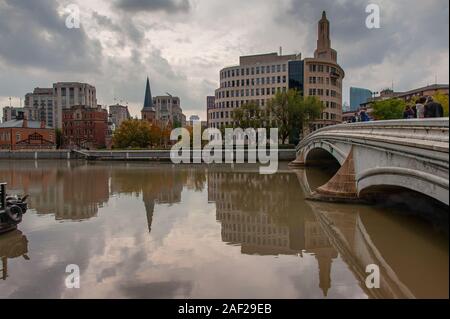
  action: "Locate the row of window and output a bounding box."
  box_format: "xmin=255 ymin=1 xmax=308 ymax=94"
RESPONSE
xmin=64 ymin=129 xmax=95 ymax=136
xmin=221 ymin=75 xmax=288 ymax=88
xmin=308 ymin=88 xmax=339 ymax=98
xmin=217 ymin=86 xmax=287 ymax=99
xmin=222 ymin=222 xmax=288 ymax=235
xmin=321 ymin=112 xmax=338 ymax=120
xmin=308 ymin=76 xmax=340 ymax=87
xmin=309 ymin=63 xmax=339 ymax=75
xmin=221 ymin=64 xmax=287 ymax=79
xmin=63 ymin=113 xmax=103 ymax=120
xmin=222 ymin=233 xmax=289 ymax=247
xmin=211 ymin=98 xmax=271 ymax=114
xmin=63 ymin=121 xmax=98 ymax=127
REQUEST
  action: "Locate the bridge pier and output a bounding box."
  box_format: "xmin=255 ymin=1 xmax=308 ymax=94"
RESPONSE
xmin=308 ymin=148 xmax=362 ymax=203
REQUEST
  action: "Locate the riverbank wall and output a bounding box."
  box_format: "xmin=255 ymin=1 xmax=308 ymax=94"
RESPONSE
xmin=0 ymin=149 xmax=297 ymax=162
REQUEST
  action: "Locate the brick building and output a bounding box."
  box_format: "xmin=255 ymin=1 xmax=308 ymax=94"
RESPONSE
xmin=0 ymin=113 xmax=55 ymax=150
xmin=62 ymin=105 xmax=108 ymax=150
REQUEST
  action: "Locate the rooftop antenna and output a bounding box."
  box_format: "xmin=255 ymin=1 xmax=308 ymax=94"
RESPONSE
xmin=9 ymin=97 xmax=11 ymax=107
xmin=279 ymin=46 xmax=282 ymax=56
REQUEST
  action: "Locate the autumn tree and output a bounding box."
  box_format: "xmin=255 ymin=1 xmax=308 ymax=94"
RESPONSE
xmin=112 ymin=119 xmax=152 ymax=149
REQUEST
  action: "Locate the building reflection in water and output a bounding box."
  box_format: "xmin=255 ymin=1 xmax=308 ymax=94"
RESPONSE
xmin=0 ymin=230 xmax=29 ymax=281
xmin=0 ymin=162 xmax=204 ymax=229
xmin=294 ymin=167 xmax=449 ymax=299
xmin=208 ymin=170 xmax=338 ymax=297
xmin=0 ymin=161 xmax=109 ymax=221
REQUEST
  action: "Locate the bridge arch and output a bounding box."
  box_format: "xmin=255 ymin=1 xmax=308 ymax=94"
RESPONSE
xmin=357 ymin=167 xmax=449 ymax=206
xmin=291 ymin=119 xmax=449 ymax=206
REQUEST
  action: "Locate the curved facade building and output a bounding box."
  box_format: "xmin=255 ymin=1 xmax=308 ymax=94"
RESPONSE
xmin=208 ymin=11 xmax=344 ymax=134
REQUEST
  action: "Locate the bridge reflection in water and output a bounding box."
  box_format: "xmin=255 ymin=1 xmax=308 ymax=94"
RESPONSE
xmin=0 ymin=161 xmax=447 ymax=298
xmin=208 ymin=168 xmax=448 ymax=299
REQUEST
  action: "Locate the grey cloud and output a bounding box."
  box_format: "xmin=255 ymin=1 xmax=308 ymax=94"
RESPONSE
xmin=0 ymin=0 xmax=103 ymax=73
xmin=114 ymin=0 xmax=191 ymax=13
xmin=92 ymin=11 xmax=145 ymax=44
xmin=284 ymin=0 xmax=449 ymax=69
xmin=92 ymin=11 xmax=121 ymax=32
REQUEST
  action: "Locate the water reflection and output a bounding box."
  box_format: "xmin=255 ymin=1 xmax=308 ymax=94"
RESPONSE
xmin=0 ymin=230 xmax=28 ymax=281
xmin=209 ymin=171 xmax=338 ymax=296
xmin=0 ymin=161 xmax=447 ymax=299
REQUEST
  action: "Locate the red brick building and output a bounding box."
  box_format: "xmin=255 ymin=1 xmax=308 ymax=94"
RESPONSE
xmin=62 ymin=105 xmax=108 ymax=150
xmin=0 ymin=114 xmax=55 ymax=150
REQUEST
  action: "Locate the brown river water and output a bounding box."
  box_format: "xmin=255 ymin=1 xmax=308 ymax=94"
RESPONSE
xmin=0 ymin=160 xmax=448 ymax=299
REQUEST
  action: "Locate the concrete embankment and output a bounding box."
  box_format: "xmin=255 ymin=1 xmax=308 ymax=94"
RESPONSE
xmin=0 ymin=149 xmax=297 ymax=162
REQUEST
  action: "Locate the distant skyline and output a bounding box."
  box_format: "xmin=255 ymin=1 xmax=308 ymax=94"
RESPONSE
xmin=0 ymin=0 xmax=449 ymax=120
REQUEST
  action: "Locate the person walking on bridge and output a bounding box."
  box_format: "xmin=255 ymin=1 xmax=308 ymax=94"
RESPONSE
xmin=403 ymin=105 xmax=415 ymax=119
xmin=424 ymin=96 xmax=444 ymax=118
xmin=415 ymin=97 xmax=426 ymax=118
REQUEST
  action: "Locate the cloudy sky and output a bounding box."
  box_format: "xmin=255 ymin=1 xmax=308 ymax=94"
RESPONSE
xmin=0 ymin=0 xmax=448 ymax=119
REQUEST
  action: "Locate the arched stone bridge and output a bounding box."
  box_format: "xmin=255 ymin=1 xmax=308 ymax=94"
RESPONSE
xmin=291 ymin=118 xmax=449 ymax=206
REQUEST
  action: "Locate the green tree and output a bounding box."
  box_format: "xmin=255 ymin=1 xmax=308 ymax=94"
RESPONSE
xmin=371 ymin=98 xmax=406 ymax=120
xmin=433 ymin=92 xmax=449 ymax=117
xmin=232 ymin=102 xmax=266 ymax=129
xmin=267 ymin=90 xmax=323 ymax=144
xmin=112 ymin=119 xmax=152 ymax=149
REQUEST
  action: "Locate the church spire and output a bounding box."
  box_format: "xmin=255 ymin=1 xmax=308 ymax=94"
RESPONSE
xmin=143 ymin=76 xmax=153 ymax=110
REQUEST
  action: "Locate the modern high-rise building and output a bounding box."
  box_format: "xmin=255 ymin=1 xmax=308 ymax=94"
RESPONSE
xmin=24 ymin=82 xmax=97 ymax=129
xmin=208 ymin=11 xmax=345 ymax=134
xmin=350 ymin=87 xmax=373 ymax=112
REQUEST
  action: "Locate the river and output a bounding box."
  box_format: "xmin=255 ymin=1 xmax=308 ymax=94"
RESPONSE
xmin=0 ymin=161 xmax=448 ymax=299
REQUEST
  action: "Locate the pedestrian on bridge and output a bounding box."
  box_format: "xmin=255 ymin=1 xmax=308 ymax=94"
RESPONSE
xmin=424 ymin=96 xmax=444 ymax=118
xmin=415 ymin=97 xmax=426 ymax=118
xmin=403 ymin=105 xmax=415 ymax=119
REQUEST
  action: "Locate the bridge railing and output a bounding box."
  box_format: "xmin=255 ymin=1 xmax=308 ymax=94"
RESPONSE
xmin=297 ymin=118 xmax=449 ymax=152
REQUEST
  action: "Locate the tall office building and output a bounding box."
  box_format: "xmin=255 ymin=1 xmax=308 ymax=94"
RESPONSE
xmin=350 ymin=87 xmax=372 ymax=112
xmin=24 ymin=82 xmax=97 ymax=129
xmin=24 ymin=88 xmax=54 ymax=127
xmin=208 ymin=11 xmax=345 ymax=134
